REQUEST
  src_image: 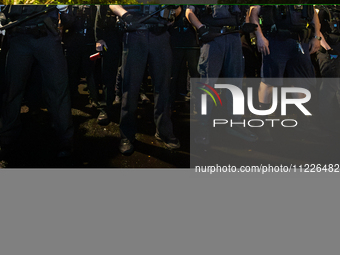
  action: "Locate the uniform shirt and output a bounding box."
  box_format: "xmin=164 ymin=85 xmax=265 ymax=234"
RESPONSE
xmin=169 ymin=5 xmax=198 ymax=48
xmin=61 ymin=5 xmax=97 ymax=47
xmin=197 ymin=5 xmax=242 ymax=27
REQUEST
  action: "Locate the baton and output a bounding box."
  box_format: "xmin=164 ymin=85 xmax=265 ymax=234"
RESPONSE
xmin=0 ymin=6 xmax=56 ymax=31
xmin=137 ymin=5 xmax=169 ymax=24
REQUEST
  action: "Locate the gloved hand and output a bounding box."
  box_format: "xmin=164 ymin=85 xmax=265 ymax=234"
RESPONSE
xmin=121 ymin=12 xmax=142 ymax=31
xmin=57 ymin=5 xmax=68 ymax=13
xmin=96 ymin=40 xmax=108 ymax=52
xmin=198 ymin=25 xmax=219 ymax=43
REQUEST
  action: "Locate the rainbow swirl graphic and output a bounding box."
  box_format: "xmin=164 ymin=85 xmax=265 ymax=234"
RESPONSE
xmin=197 ymin=82 xmax=223 ymax=106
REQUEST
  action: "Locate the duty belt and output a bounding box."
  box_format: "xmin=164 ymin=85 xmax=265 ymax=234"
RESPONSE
xmin=173 ymin=26 xmax=190 ymax=32
xmin=136 ymin=23 xmax=167 ymax=30
xmin=209 ymin=25 xmax=241 ymax=34
xmin=9 ymin=23 xmax=46 ymax=34
xmin=264 ymin=28 xmax=309 ymax=42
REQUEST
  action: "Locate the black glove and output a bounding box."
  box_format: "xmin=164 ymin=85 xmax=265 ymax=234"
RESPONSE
xmin=198 ymin=25 xmax=219 ymax=43
xmin=241 ymin=23 xmax=258 ymax=34
xmin=121 ymin=12 xmax=142 ymax=31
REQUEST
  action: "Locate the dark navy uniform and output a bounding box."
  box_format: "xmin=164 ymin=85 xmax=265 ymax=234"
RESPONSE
xmin=187 ymin=5 xmax=258 ymax=143
xmin=315 ymin=6 xmax=340 ymax=132
xmin=169 ymin=5 xmax=200 ymax=108
xmin=315 ymin=5 xmax=340 ymax=78
xmin=111 ymin=5 xmax=180 ymax=154
xmin=251 ymin=5 xmax=321 ymax=140
xmin=61 ymin=5 xmax=99 ymax=105
xmin=0 ymin=5 xmax=74 ymax=156
xmin=95 ymin=5 xmax=123 ymax=124
xmin=258 ymin=5 xmax=317 ymax=85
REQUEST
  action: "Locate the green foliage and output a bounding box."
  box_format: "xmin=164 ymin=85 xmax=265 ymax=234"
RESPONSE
xmin=217 ymin=0 xmax=338 ymax=3
xmin=1 ymin=0 xmax=339 ymax=4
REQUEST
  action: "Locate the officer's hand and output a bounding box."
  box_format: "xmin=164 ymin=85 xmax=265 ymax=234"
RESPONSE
xmin=309 ymin=37 xmax=321 ymax=55
xmin=57 ymin=5 xmax=68 ymax=13
xmin=96 ymin=40 xmax=108 ymax=52
xmin=198 ymin=25 xmax=218 ymax=43
xmin=121 ymin=12 xmax=142 ymax=31
xmin=256 ymin=35 xmax=270 ymax=56
xmin=241 ymin=23 xmax=258 ymax=34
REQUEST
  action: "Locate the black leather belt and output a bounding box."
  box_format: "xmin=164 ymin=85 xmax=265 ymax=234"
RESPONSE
xmin=9 ymin=23 xmax=46 ymax=34
xmin=137 ymin=23 xmax=167 ymax=30
xmin=209 ymin=25 xmax=241 ymax=34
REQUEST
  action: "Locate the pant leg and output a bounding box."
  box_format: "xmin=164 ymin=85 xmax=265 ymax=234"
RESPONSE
xmin=140 ymin=65 xmax=149 ymax=94
xmin=33 ymin=32 xmax=74 ymax=146
xmin=0 ymin=33 xmax=35 ymax=145
xmin=186 ymin=48 xmax=200 ymax=79
xmin=102 ymin=31 xmax=122 ymax=113
xmin=195 ymin=37 xmax=225 ymax=125
xmin=120 ymin=31 xmax=148 ymax=141
xmin=170 ymin=48 xmax=185 ymax=106
xmin=24 ymin=61 xmax=44 ymax=110
xmin=148 ymin=31 xmax=175 ymax=139
xmin=82 ymin=45 xmax=99 ymax=103
xmin=65 ymin=46 xmax=82 ymax=100
xmin=220 ymin=33 xmax=244 ymax=121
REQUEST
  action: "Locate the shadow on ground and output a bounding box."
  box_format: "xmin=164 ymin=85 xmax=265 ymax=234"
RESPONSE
xmin=2 ymin=85 xmax=190 ymax=168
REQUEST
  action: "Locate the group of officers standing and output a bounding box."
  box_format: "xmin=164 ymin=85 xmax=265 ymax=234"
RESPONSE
xmin=0 ymin=4 xmax=340 ymax=161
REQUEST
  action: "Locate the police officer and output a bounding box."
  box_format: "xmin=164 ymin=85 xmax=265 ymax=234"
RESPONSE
xmin=95 ymin=5 xmax=123 ymax=125
xmin=250 ymin=5 xmax=321 ymax=140
xmin=314 ymin=5 xmax=340 ymax=134
xmin=186 ymin=5 xmax=258 ymax=144
xmin=0 ymin=5 xmax=74 ymax=158
xmin=109 ymin=5 xmax=180 ymax=155
xmin=61 ymin=5 xmax=99 ymax=107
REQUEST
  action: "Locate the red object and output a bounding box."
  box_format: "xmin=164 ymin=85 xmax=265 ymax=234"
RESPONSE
xmin=90 ymin=52 xmax=101 ymax=61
